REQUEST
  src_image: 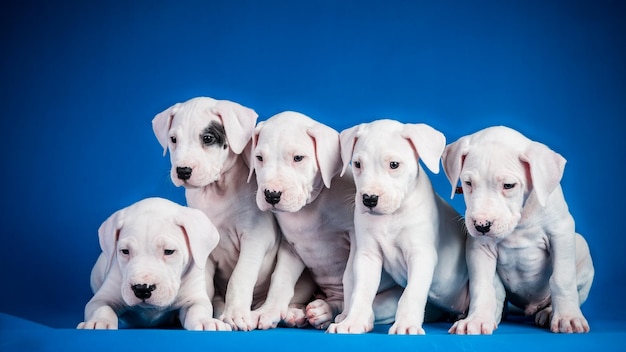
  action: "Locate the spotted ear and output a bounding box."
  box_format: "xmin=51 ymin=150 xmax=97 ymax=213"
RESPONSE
xmin=175 ymin=206 xmax=219 ymax=270
xmin=339 ymin=124 xmax=364 ymax=177
xmin=401 ymin=123 xmax=446 ymax=174
xmin=307 ymin=123 xmax=341 ymax=188
xmin=519 ymin=141 xmax=566 ymax=207
xmin=211 ymin=100 xmax=258 ymax=155
xmin=152 ymin=103 xmax=181 ymax=156
xmin=97 ymin=208 xmax=126 ymax=274
xmin=442 ymin=136 xmax=471 ymax=199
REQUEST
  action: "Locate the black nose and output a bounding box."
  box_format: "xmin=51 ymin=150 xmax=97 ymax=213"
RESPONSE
xmin=131 ymin=284 xmax=156 ymax=300
xmin=362 ymin=194 xmax=379 ymax=208
xmin=474 ymin=220 xmax=492 ymax=234
xmin=176 ymin=167 xmax=192 ymax=180
xmin=264 ymin=190 xmax=282 ymax=205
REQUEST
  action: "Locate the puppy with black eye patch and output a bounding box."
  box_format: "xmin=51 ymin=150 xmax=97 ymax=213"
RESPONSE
xmin=77 ymin=197 xmax=229 ymax=330
xmin=152 ymin=97 xmax=315 ymax=331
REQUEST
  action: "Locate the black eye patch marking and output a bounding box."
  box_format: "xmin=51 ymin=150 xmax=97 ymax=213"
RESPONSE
xmin=200 ymin=121 xmax=227 ymax=148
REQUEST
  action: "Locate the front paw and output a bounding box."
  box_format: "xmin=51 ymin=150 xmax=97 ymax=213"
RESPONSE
xmin=220 ymin=308 xmax=255 ymax=331
xmin=185 ymin=317 xmax=233 ymax=331
xmin=253 ymin=304 xmax=284 ymax=330
xmin=306 ymin=299 xmax=334 ymax=329
xmin=448 ymin=315 xmax=497 ymax=335
xmin=77 ymin=319 xmax=118 ymax=330
xmin=389 ymin=320 xmax=425 ymax=335
xmin=326 ymin=312 xmax=374 ymax=334
xmin=548 ymin=309 xmax=590 ymax=333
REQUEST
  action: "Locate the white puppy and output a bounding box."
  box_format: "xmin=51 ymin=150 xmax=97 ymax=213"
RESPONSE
xmin=77 ymin=197 xmax=229 ymax=330
xmin=152 ymin=97 xmax=311 ymax=331
xmin=328 ymin=119 xmax=470 ymax=335
xmin=443 ymin=126 xmax=594 ymax=334
xmin=249 ymin=111 xmax=401 ymax=330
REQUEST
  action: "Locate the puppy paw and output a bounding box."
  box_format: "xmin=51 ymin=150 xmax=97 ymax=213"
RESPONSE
xmin=448 ymin=316 xmax=496 ymax=335
xmin=220 ymin=309 xmax=256 ymax=331
xmin=283 ymin=305 xmax=308 ymax=328
xmin=326 ymin=313 xmax=374 ymax=334
xmin=186 ymin=317 xmax=233 ymax=331
xmin=76 ymin=319 xmax=118 ymax=330
xmin=389 ymin=320 xmax=425 ymax=335
xmin=549 ymin=311 xmax=590 ymax=334
xmin=306 ymin=299 xmax=334 ymax=329
xmin=253 ymin=305 xmax=284 ymax=330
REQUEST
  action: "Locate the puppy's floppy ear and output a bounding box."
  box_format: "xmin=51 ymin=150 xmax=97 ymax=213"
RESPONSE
xmin=176 ymin=206 xmax=219 ymax=270
xmin=339 ymin=124 xmax=363 ymax=177
xmin=401 ymin=123 xmax=446 ymax=175
xmin=519 ymin=141 xmax=566 ymax=207
xmin=212 ymin=100 xmax=258 ymax=155
xmin=441 ymin=136 xmax=471 ymax=199
xmin=152 ymin=103 xmax=181 ymax=156
xmin=247 ymin=121 xmax=265 ymax=183
xmin=98 ymin=208 xmax=126 ymax=274
xmin=307 ymin=123 xmax=341 ymax=188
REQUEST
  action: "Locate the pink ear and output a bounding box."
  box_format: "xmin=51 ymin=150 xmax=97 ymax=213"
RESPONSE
xmin=339 ymin=125 xmax=362 ymax=177
xmin=152 ymin=103 xmax=181 ymax=156
xmin=441 ymin=136 xmax=471 ymax=199
xmin=401 ymin=123 xmax=446 ymax=175
xmin=176 ymin=207 xmax=220 ymax=270
xmin=519 ymin=141 xmax=566 ymax=207
xmin=97 ymin=208 xmax=126 ymax=274
xmin=211 ymin=100 xmax=258 ymax=155
xmin=307 ymin=124 xmax=341 ymax=188
xmin=247 ymin=121 xmax=264 ymax=183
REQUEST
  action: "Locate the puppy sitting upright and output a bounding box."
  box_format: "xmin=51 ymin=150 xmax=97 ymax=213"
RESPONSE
xmin=249 ymin=111 xmax=401 ymax=330
xmin=77 ymin=197 xmax=228 ymax=330
xmin=443 ymin=126 xmax=594 ymax=334
xmin=152 ymin=97 xmax=309 ymax=331
xmin=328 ymin=119 xmax=470 ymax=335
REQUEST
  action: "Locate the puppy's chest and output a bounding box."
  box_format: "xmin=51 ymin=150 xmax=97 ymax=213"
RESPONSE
xmin=496 ymin=233 xmax=552 ymax=287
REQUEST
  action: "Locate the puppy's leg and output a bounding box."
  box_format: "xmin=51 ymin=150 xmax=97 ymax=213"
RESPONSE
xmin=253 ymin=241 xmax=306 ymax=330
xmin=388 ymin=245 xmax=437 ymax=335
xmin=335 ymin=230 xmax=357 ymax=324
xmin=449 ymin=237 xmax=504 ymax=335
xmin=220 ymin=234 xmax=275 ymax=331
xmin=179 ymin=267 xmax=232 ymax=331
xmin=77 ymin=275 xmax=123 ymax=330
xmin=547 ymin=232 xmax=591 ymax=333
xmin=306 ymin=297 xmax=342 ymax=330
xmin=327 ymin=247 xmax=382 ymax=334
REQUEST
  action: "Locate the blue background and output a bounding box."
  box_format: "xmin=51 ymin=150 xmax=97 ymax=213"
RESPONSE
xmin=1 ymin=0 xmax=625 ymax=350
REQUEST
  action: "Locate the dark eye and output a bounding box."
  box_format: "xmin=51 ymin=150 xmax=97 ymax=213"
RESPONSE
xmin=256 ymin=155 xmax=263 ymax=162
xmin=503 ymin=183 xmax=516 ymax=190
xmin=293 ymin=155 xmax=304 ymax=162
xmin=120 ymin=249 xmax=129 ymax=255
xmin=202 ymin=134 xmax=216 ymax=145
xmin=464 ymin=181 xmax=472 ymax=187
xmin=389 ymin=161 xmax=399 ymax=169
xmin=170 ymin=136 xmax=177 ymax=144
xmin=164 ymin=249 xmax=176 ymax=256
xmin=353 ymin=161 xmax=361 ymax=169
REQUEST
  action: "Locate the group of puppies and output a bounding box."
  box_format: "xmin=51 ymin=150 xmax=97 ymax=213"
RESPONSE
xmin=77 ymin=97 xmax=594 ymax=335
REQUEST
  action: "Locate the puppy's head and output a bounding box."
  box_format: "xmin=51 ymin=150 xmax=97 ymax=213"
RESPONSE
xmin=340 ymin=119 xmax=445 ymax=215
xmin=442 ymin=126 xmax=566 ymax=241
xmin=250 ymin=111 xmax=341 ymax=212
xmin=98 ymin=197 xmax=219 ymax=308
xmin=152 ymin=97 xmax=258 ymax=188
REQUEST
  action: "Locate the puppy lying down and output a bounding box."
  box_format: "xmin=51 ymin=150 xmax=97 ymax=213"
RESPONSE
xmin=77 ymin=197 xmax=230 ymax=330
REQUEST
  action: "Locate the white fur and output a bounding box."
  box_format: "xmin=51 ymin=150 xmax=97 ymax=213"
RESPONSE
xmin=443 ymin=125 xmax=594 ymax=334
xmin=249 ymin=112 xmax=402 ymax=330
xmin=152 ymin=97 xmax=313 ymax=331
xmin=77 ymin=197 xmax=229 ymax=330
xmin=327 ymin=119 xmax=470 ymax=335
